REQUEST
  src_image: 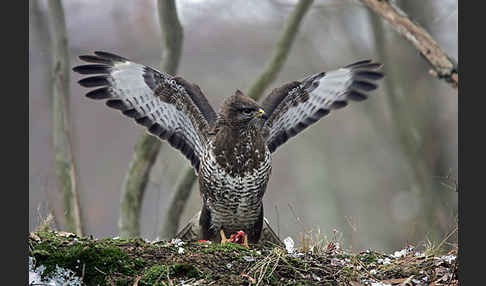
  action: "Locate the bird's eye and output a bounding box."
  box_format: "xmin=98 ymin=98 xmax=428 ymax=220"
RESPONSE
xmin=242 ymin=108 xmax=253 ymax=114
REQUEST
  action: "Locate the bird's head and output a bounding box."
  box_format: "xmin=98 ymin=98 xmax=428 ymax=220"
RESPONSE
xmin=219 ymin=90 xmax=267 ymax=126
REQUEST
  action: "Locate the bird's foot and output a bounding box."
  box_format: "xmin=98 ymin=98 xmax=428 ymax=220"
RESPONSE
xmin=241 ymin=233 xmax=249 ymax=248
xmin=220 ymin=229 xmax=230 ymax=244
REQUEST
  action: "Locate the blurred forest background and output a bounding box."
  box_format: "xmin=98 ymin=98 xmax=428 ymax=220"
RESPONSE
xmin=29 ymin=0 xmax=457 ymax=253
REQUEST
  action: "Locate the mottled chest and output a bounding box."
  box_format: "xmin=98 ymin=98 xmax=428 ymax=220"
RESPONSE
xmin=199 ymin=141 xmax=272 ymax=198
xmin=199 ymin=142 xmax=272 ymax=232
xmin=212 ymin=126 xmax=268 ymax=176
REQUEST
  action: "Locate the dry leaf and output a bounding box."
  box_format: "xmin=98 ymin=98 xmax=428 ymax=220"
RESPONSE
xmin=57 ymin=231 xmax=76 ymax=237
xmin=380 ymin=278 xmax=407 ymax=284
xmin=241 ymin=273 xmax=256 ymax=284
xmin=29 ymin=232 xmax=41 ymax=242
xmin=400 ymin=275 xmax=414 ymax=286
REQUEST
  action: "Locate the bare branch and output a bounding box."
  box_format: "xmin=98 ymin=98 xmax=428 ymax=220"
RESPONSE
xmin=118 ymin=0 xmax=183 ymax=238
xmin=47 ymin=0 xmax=83 ymax=236
xmin=159 ymin=0 xmax=183 ymax=75
xmin=162 ymin=0 xmax=315 ymax=239
xmin=359 ymin=0 xmax=458 ymax=89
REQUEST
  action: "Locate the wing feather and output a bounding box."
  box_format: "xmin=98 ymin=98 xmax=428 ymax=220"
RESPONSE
xmin=261 ymin=60 xmax=383 ymax=153
xmin=73 ymin=51 xmax=217 ymax=173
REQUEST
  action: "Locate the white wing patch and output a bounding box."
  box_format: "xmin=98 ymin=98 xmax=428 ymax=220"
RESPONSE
xmin=109 ymin=61 xmax=205 ymax=158
xmin=264 ymin=60 xmax=383 ymax=153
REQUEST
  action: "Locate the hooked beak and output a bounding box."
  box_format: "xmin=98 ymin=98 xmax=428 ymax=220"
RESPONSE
xmin=254 ymin=108 xmax=266 ymax=119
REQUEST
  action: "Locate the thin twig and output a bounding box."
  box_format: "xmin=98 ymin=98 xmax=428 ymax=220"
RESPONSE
xmin=275 ymin=205 xmax=280 ymax=238
xmin=94 ymin=266 xmax=107 ymax=275
xmin=81 ymin=263 xmax=86 ymax=283
xmin=288 ymin=203 xmax=306 ymax=233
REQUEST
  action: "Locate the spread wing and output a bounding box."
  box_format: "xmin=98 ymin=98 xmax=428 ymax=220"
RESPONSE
xmin=73 ymin=51 xmax=217 ymax=173
xmin=260 ymin=60 xmax=384 ymax=153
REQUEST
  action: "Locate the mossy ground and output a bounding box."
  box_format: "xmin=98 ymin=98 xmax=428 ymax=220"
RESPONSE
xmin=29 ymin=231 xmax=458 ymax=285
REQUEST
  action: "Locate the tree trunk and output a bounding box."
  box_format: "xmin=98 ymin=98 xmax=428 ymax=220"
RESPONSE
xmin=47 ymin=0 xmax=83 ymax=236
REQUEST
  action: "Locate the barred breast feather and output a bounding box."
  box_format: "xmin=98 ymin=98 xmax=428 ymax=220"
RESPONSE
xmin=199 ymin=141 xmax=271 ymax=235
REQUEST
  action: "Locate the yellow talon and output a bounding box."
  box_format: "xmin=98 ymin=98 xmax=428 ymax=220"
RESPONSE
xmin=243 ymin=234 xmax=249 ymax=249
xmin=220 ymin=229 xmax=229 ymax=244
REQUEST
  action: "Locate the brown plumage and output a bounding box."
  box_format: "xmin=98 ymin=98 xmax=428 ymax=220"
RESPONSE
xmin=73 ymin=51 xmax=383 ymax=245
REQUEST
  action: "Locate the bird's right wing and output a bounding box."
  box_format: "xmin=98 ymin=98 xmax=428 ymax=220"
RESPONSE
xmin=73 ymin=51 xmax=217 ymax=173
xmin=260 ymin=60 xmax=383 ymax=153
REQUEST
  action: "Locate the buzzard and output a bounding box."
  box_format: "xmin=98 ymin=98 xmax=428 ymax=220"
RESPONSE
xmin=73 ymin=51 xmax=383 ymax=246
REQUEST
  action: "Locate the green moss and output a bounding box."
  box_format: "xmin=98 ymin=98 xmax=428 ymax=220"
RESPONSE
xmin=264 ymin=272 xmax=279 ymax=284
xmin=339 ymin=266 xmax=358 ymax=281
xmin=139 ymin=265 xmax=167 ymax=286
xmin=115 ymin=278 xmax=133 ymax=286
xmin=30 ymin=231 xmax=146 ymax=285
xmin=98 ymin=237 xmax=150 ymax=248
xmin=139 ymin=264 xmax=201 ymax=285
xmin=285 ymin=255 xmax=305 ymax=267
xmin=356 ymin=251 xmax=385 ymax=265
xmin=172 ymin=264 xmax=201 ymax=278
xmin=201 ymin=242 xmax=251 ymax=254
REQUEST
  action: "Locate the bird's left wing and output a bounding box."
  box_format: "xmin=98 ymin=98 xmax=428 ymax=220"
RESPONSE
xmin=260 ymin=60 xmax=384 ymax=153
xmin=73 ymin=51 xmax=217 ymax=173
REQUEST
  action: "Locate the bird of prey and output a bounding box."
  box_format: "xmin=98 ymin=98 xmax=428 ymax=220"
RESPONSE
xmin=73 ymin=51 xmax=383 ymax=247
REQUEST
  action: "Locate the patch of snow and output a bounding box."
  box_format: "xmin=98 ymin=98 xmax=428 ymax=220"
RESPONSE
xmin=377 ymin=258 xmax=391 ymax=265
xmin=312 ymin=272 xmax=321 ymax=281
xmin=29 ymin=256 xmax=82 ymax=286
xmin=283 ymin=236 xmax=295 ymax=254
xmin=331 ymin=258 xmax=346 ymax=266
xmin=180 ymin=279 xmax=201 ymax=286
xmin=242 ymin=256 xmax=255 ymax=262
xmin=414 ymin=252 xmax=425 ymax=257
xmin=437 ymin=254 xmax=456 ymax=264
xmin=371 ymin=282 xmax=391 ymax=286
xmin=290 ymin=252 xmax=304 ymax=258
xmin=171 ymin=238 xmax=185 ymax=247
xmin=393 ymin=248 xmax=409 ymax=258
